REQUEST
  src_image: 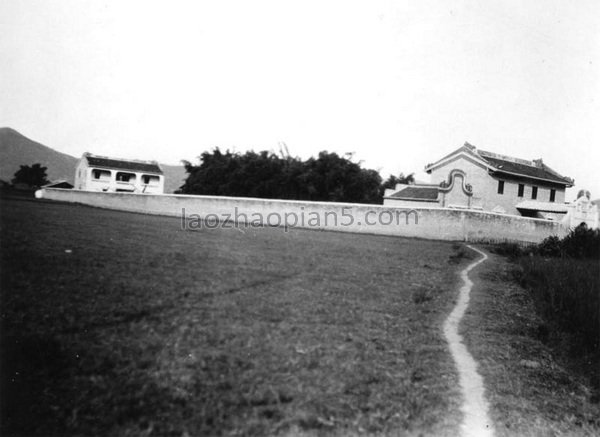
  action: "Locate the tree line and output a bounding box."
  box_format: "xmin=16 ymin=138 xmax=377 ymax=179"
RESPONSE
xmin=179 ymin=148 xmax=414 ymax=204
xmin=9 ymin=150 xmax=415 ymax=204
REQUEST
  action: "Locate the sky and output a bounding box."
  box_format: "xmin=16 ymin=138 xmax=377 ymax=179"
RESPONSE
xmin=1 ymin=0 xmax=599 ymax=199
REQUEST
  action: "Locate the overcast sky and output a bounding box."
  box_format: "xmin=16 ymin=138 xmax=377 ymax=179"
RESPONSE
xmin=1 ymin=0 xmax=599 ymax=198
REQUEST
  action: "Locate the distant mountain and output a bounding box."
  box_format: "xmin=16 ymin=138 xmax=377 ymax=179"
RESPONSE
xmin=0 ymin=128 xmax=187 ymax=193
xmin=0 ymin=127 xmax=78 ymax=184
xmin=161 ymin=164 xmax=187 ymax=194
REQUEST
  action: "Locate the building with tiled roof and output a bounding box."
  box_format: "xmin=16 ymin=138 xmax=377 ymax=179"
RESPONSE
xmin=85 ymin=155 xmax=163 ymax=174
xmin=42 ymin=180 xmax=74 ymax=189
xmin=388 ymin=186 xmax=439 ymax=201
xmin=74 ymin=153 xmax=165 ymax=194
xmin=384 ymin=142 xmax=574 ymax=219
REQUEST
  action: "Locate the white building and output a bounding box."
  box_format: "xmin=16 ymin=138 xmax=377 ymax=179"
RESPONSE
xmin=384 ymin=142 xmax=574 ymax=220
xmin=75 ymin=153 xmax=165 ymax=194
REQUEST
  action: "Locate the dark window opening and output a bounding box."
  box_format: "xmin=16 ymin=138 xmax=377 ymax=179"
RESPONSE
xmin=518 ymin=184 xmax=524 ymax=197
xmin=116 ymin=172 xmax=136 ymax=183
xmin=92 ymin=169 xmax=111 ymax=180
xmin=142 ymin=174 xmax=160 ymax=185
xmin=550 ymin=189 xmax=556 ymax=202
xmin=519 ymin=209 xmax=539 ymax=218
xmin=497 ymin=180 xmax=504 ymax=194
xmin=532 ymin=186 xmax=538 ymax=200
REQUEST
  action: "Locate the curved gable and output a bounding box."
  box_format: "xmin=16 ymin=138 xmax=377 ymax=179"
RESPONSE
xmin=425 ymin=151 xmax=490 ymax=174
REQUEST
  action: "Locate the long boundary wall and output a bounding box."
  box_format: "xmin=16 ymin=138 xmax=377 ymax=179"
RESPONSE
xmin=36 ymin=188 xmax=567 ymax=244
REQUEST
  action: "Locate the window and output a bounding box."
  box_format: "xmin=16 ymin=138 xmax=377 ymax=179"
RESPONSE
xmin=550 ymin=189 xmax=556 ymax=202
xmin=531 ymin=186 xmax=538 ymax=200
xmin=142 ymin=174 xmax=160 ymax=186
xmin=497 ymin=180 xmax=504 ymax=194
xmin=116 ymin=172 xmax=136 ymax=183
xmin=92 ymin=169 xmax=111 ymax=181
xmin=518 ymin=184 xmax=524 ymax=197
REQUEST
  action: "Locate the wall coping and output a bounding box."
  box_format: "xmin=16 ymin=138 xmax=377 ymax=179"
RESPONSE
xmin=37 ymin=187 xmax=563 ymax=226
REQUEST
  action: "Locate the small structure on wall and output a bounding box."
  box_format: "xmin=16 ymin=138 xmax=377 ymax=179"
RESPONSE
xmin=383 ymin=168 xmax=479 ymax=210
xmin=384 ymin=142 xmax=574 ymax=220
xmin=74 ymin=153 xmax=164 ymax=194
xmin=563 ymin=190 xmax=599 ymax=229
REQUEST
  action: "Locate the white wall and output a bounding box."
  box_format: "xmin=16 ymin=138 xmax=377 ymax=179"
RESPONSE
xmin=78 ymin=165 xmax=164 ymax=194
xmin=37 ymin=188 xmax=567 ymax=244
xmin=74 ymin=159 xmax=87 ymax=190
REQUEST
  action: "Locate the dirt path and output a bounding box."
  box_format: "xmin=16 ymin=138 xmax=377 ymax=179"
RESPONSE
xmin=443 ymin=245 xmax=494 ymax=437
xmin=460 ymin=248 xmax=600 ymax=436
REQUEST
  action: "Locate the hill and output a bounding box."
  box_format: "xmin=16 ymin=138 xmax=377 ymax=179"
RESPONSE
xmin=0 ymin=128 xmax=186 ymax=193
xmin=160 ymin=163 xmax=187 ymax=194
xmin=0 ymin=128 xmax=78 ymax=185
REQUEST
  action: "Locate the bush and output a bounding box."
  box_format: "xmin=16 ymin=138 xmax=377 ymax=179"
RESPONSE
xmin=503 ymin=224 xmax=600 ymax=352
xmin=518 ymin=256 xmax=599 ymax=351
xmin=505 ymin=223 xmax=600 ymax=350
xmin=560 ymin=224 xmax=600 ymax=259
xmin=536 ymin=235 xmax=562 ymax=258
xmin=491 ymin=242 xmax=524 ymax=260
xmin=527 ymin=224 xmax=600 ymax=260
xmin=11 ymin=163 xmax=48 ymax=188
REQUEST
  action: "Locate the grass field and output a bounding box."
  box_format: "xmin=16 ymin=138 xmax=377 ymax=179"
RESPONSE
xmin=0 ymin=195 xmax=470 ymax=436
xmin=462 ymin=250 xmax=600 ymax=436
xmin=519 ymin=256 xmax=599 ymax=352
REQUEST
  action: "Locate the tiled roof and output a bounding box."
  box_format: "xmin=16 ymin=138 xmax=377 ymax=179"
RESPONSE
xmin=388 ymin=186 xmax=439 ymax=201
xmin=479 ymin=154 xmax=572 ymax=185
xmin=42 ymin=180 xmax=74 ymax=189
xmin=516 ymin=200 xmax=569 ymax=213
xmin=85 ymin=155 xmax=163 ymax=174
xmin=424 ymin=143 xmax=573 ymax=186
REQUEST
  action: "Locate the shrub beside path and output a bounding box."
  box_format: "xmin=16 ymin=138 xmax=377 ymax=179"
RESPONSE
xmin=460 ymin=247 xmax=600 ymax=436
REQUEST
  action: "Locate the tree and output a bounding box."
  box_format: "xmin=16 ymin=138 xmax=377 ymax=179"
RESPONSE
xmin=180 ymin=148 xmax=386 ymax=204
xmin=11 ymin=163 xmax=49 ymax=188
xmin=381 ymin=172 xmax=415 ymax=190
xmin=302 ymin=151 xmax=382 ymax=203
xmin=380 ymin=172 xmax=415 ymax=198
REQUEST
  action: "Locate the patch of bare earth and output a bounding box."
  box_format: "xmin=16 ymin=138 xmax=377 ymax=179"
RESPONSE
xmin=461 ymin=249 xmax=600 ymax=436
xmin=1 ymin=195 xmax=473 ymax=436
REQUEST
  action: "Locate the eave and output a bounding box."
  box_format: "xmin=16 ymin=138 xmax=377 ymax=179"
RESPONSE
xmin=488 ymin=168 xmax=573 ymax=187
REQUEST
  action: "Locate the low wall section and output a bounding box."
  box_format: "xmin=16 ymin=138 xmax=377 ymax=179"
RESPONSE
xmin=36 ymin=188 xmax=567 ymax=244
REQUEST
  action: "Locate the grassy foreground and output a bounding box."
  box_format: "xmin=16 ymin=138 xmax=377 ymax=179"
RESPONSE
xmin=493 ymin=227 xmax=600 ymax=353
xmin=1 ymin=196 xmax=467 ymax=436
xmin=462 ymin=250 xmax=600 ymax=436
xmin=519 ymin=256 xmax=599 ymax=353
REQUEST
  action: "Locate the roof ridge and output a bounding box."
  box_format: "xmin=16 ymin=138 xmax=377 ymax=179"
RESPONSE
xmin=424 ymin=142 xmax=481 ymax=171
xmin=84 ymin=152 xmax=160 ymax=165
xmin=478 ymin=149 xmax=535 ymax=167
xmin=424 ymin=143 xmax=573 ymax=186
xmin=84 ymin=153 xmax=163 ymax=174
